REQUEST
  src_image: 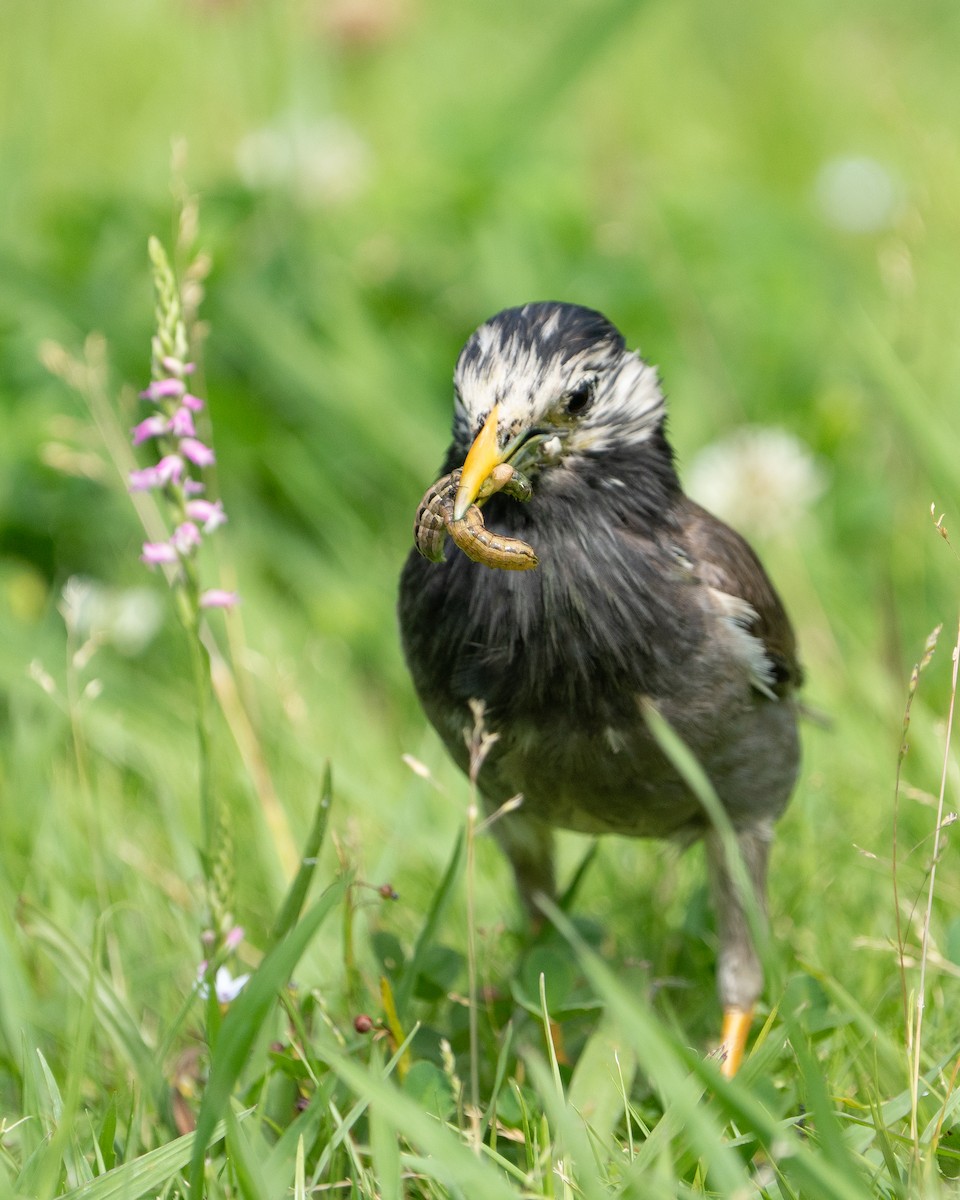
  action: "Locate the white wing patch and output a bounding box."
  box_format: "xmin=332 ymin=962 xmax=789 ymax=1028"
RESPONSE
xmin=708 ymin=587 xmax=778 ymax=700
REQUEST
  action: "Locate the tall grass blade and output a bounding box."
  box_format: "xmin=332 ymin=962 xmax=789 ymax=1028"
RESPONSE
xmin=58 ymin=1120 xmax=230 ymax=1200
xmin=545 ymin=897 xmax=883 ymax=1199
xmin=224 ymin=1106 xmax=273 ymax=1200
xmin=394 ymin=830 xmax=465 ymax=1018
xmin=639 ymin=699 xmax=767 ymax=964
xmin=323 ymin=1048 xmax=519 ymax=1200
xmin=18 ymin=902 xmax=160 ymax=1095
xmin=189 ymin=874 xmax=350 ymax=1191
xmin=268 ymin=762 xmax=333 ymax=948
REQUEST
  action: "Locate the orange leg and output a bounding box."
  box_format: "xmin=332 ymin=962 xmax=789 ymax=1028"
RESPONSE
xmin=719 ymin=1006 xmax=754 ymax=1077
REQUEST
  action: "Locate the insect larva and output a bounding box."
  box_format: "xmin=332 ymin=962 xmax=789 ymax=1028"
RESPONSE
xmin=448 ymin=507 xmax=539 ymax=571
xmin=413 ymin=474 xmax=456 ymax=562
xmin=413 ymin=465 xmax=539 ymax=571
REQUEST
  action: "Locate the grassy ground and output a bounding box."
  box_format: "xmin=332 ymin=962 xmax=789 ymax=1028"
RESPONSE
xmin=2 ymin=0 xmax=960 ymax=1195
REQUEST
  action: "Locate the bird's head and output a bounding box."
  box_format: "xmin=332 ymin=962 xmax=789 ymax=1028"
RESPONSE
xmin=449 ymin=302 xmax=666 ymax=519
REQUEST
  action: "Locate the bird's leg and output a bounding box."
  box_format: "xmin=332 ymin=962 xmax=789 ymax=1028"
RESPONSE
xmin=704 ymin=823 xmax=772 ymax=1077
xmin=484 ymin=801 xmax=557 ymax=928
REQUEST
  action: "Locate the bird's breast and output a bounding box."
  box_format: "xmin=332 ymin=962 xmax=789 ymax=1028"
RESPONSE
xmin=398 ymin=486 xmax=799 ymax=838
xmin=401 ymin=493 xmax=727 ymax=737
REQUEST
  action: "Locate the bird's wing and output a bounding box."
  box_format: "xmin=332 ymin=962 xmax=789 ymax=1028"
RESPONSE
xmin=672 ymin=499 xmax=803 ymax=697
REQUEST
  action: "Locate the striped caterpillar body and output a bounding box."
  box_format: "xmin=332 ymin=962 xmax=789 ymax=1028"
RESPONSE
xmin=413 ymin=477 xmax=453 ymax=563
xmin=413 ymin=466 xmax=539 ymax=572
xmin=448 ymin=506 xmax=539 ymax=570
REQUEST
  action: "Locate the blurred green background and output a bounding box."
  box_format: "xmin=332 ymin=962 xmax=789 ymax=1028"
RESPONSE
xmin=2 ymin=0 xmax=960 ymax=1093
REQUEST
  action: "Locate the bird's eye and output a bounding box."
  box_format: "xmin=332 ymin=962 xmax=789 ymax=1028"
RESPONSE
xmin=563 ymin=380 xmax=595 ymax=417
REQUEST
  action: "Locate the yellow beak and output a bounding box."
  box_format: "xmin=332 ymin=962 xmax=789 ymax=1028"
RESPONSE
xmin=453 ymin=405 xmax=504 ymax=520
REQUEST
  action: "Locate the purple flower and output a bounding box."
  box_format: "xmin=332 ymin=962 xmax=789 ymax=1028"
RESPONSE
xmin=129 ymin=466 xmax=161 ymax=492
xmin=224 ymin=925 xmax=244 ymax=951
xmin=200 ymin=589 xmax=239 ymax=609
xmin=155 ymin=454 xmax=185 ymax=486
xmin=132 ymin=414 xmax=167 ymax=446
xmin=131 ymin=345 xmax=235 ymax=600
xmin=140 ymin=378 xmax=186 ymax=402
xmin=186 ymin=498 xmax=227 ymax=532
xmin=130 ymin=454 xmax=184 ymax=492
xmin=180 ymin=438 xmax=215 ymax=467
xmin=172 ymin=522 xmax=202 ymax=554
xmin=167 ymin=406 xmax=196 ymax=438
xmin=141 ymin=541 xmax=178 ymax=565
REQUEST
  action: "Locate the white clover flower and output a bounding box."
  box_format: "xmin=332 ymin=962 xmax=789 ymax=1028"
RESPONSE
xmin=236 ymin=115 xmax=373 ymax=206
xmin=686 ymin=426 xmax=826 ymax=537
xmin=58 ymin=576 xmax=165 ymax=656
xmin=814 ymin=155 xmax=902 ymax=234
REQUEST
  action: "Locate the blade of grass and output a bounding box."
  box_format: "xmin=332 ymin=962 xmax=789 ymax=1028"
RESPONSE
xmin=293 ymin=1136 xmax=306 ymax=1200
xmin=538 ymin=897 xmax=751 ymax=1194
xmin=393 ymin=830 xmax=465 ymax=1018
xmin=545 ymin=897 xmax=879 ymax=1200
xmin=17 ymin=902 xmax=161 ymax=1097
xmin=323 ymin=1048 xmax=519 ymax=1200
xmin=910 ymin=614 xmax=960 ymax=1147
xmin=639 ymin=699 xmax=768 ymax=969
xmin=479 ymin=1019 xmax=516 ymax=1146
xmin=268 ymin=763 xmax=333 ymax=947
xmin=58 ymin=1120 xmax=231 ymax=1200
xmin=263 ymin=1072 xmax=337 ymax=1182
xmin=523 ymin=1049 xmax=609 ymax=1200
xmin=368 ymin=1047 xmax=403 ymax=1200
xmin=312 ymin=1018 xmax=422 ymax=1181
xmin=189 ymin=874 xmax=350 ymax=1191
xmin=223 ymin=1106 xmax=273 ymax=1200
xmin=566 ymin=1013 xmax=638 ymax=1147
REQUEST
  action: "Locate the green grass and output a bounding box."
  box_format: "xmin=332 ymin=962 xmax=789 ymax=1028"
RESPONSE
xmin=3 ymin=0 xmax=960 ymax=1195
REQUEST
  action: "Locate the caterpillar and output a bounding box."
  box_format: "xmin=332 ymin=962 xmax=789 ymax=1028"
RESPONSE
xmin=413 ymin=466 xmax=539 ymax=571
xmin=412 ymin=475 xmax=454 ymax=563
xmin=447 ymin=505 xmax=539 ymax=570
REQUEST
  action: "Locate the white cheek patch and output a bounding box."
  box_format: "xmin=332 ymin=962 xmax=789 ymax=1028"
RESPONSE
xmin=454 ymin=333 xmax=666 ymax=456
xmin=577 ymin=352 xmax=665 ymax=452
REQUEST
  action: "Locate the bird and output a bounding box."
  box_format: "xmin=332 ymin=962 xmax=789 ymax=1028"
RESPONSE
xmin=398 ymin=301 xmax=802 ymax=1076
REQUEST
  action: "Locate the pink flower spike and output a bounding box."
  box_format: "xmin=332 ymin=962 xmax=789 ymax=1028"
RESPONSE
xmin=155 ymin=454 xmax=184 ymax=486
xmin=140 ymin=378 xmax=186 ymax=402
xmin=181 ymin=392 xmax=205 ymax=412
xmin=131 ymin=414 xmax=167 ymax=446
xmin=168 ymin=407 xmax=196 ymax=438
xmin=200 ymin=589 xmax=240 ymax=609
xmin=161 ymin=356 xmax=196 ymax=376
xmin=184 ymin=478 xmax=205 ymax=496
xmin=129 ymin=465 xmax=160 ymax=491
xmin=172 ymin=522 xmax=202 ymax=554
xmin=186 ymin=498 xmax=227 ymax=532
xmin=180 ymin=437 xmax=215 ymax=467
xmin=224 ymin=925 xmax=245 ymax=951
xmin=141 ymin=541 xmax=178 ymax=565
